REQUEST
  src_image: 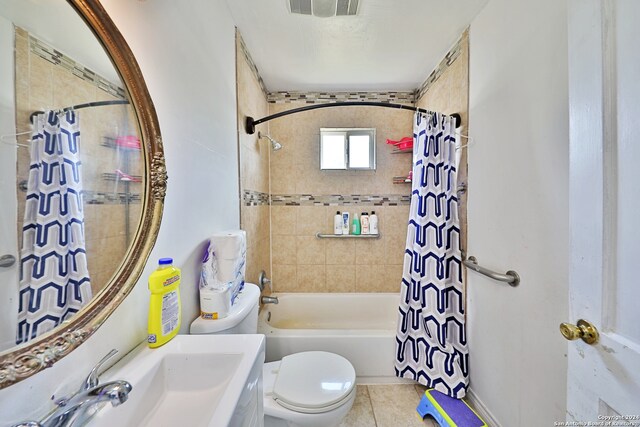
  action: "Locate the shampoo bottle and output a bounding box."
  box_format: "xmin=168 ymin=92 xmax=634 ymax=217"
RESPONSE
xmin=351 ymin=213 xmax=361 ymax=235
xmin=342 ymin=212 xmax=350 ymax=235
xmin=148 ymin=258 xmax=181 ymax=348
xmin=361 ymin=212 xmax=370 ymax=234
xmin=334 ymin=211 xmax=342 ymax=235
xmin=370 ymin=211 xmax=379 ymax=235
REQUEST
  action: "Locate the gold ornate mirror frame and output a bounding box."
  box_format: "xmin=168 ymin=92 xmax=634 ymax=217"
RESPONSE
xmin=0 ymin=0 xmax=166 ymax=389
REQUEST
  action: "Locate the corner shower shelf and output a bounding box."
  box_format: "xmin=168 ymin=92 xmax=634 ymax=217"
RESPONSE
xmin=393 ymin=176 xmax=412 ymax=184
xmin=390 ymin=148 xmax=412 ymax=154
xmin=315 ymin=233 xmax=381 ymax=239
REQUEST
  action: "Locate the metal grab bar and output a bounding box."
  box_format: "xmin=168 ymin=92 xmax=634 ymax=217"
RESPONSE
xmin=463 ymin=256 xmax=520 ymax=287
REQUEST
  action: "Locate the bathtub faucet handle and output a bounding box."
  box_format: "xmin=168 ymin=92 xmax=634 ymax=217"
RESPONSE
xmin=258 ymin=270 xmax=272 ymax=292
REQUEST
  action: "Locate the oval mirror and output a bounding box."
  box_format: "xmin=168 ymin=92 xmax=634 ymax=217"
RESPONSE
xmin=0 ymin=0 xmax=165 ymax=388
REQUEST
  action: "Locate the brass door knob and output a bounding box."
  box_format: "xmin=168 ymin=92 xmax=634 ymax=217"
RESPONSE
xmin=559 ymin=319 xmax=599 ymax=344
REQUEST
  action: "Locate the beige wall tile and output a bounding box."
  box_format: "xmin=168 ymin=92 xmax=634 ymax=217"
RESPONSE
xmin=325 ymin=239 xmax=356 ymax=265
xmin=272 ymin=235 xmax=296 ymax=265
xmin=355 ymin=264 xmax=386 ymax=292
xmin=272 ymin=264 xmax=297 ymax=292
xmin=354 ymin=239 xmax=385 ymax=265
xmin=270 ymin=167 xmax=297 ymax=194
xmin=271 ymin=205 xmax=297 ymax=235
xmin=297 ymin=265 xmax=326 ymax=292
xmin=28 ymin=55 xmax=54 ymax=109
xmin=245 ymin=235 xmax=270 ymax=286
xmin=296 ymin=236 xmax=325 ymax=265
xmin=383 ymin=264 xmax=404 ymax=293
xmin=326 ymin=267 xmax=356 ymax=293
xmin=384 ymin=205 xmax=411 ymax=237
xmin=296 ymin=205 xmax=327 ymax=236
xmin=384 ymin=232 xmax=407 ymax=266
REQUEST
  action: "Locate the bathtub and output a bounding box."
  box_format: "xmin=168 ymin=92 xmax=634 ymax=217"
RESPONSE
xmin=257 ymin=292 xmax=404 ymax=383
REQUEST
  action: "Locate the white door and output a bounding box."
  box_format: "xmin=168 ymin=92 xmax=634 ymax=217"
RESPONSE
xmin=567 ymin=0 xmax=640 ymax=421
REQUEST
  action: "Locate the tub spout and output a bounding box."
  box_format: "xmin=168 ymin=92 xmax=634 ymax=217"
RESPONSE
xmin=261 ymin=296 xmax=279 ymax=305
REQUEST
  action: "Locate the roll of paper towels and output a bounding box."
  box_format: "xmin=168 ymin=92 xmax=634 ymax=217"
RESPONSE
xmin=209 ymin=230 xmax=246 ymax=303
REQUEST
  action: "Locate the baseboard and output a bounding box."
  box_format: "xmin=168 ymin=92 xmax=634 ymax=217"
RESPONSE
xmin=466 ymin=388 xmax=502 ymax=427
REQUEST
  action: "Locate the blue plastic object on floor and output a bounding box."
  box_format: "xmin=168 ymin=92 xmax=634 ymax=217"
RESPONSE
xmin=416 ymin=389 xmax=487 ymax=427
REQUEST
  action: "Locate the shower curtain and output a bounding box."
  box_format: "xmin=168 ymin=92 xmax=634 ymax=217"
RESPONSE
xmin=17 ymin=110 xmax=92 ymax=344
xmin=395 ymin=112 xmax=468 ymax=398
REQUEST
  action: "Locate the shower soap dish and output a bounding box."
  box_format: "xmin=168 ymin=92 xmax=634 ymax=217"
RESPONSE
xmin=416 ymin=389 xmax=487 ymax=427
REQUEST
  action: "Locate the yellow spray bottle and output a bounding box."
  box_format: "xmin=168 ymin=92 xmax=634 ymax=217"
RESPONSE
xmin=147 ymin=257 xmax=181 ymax=348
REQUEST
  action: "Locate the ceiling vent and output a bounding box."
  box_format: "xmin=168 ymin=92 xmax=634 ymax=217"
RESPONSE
xmin=289 ymin=0 xmax=359 ymax=17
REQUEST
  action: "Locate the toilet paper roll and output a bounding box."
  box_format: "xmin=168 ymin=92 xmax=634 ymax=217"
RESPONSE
xmin=200 ymin=286 xmax=231 ymax=319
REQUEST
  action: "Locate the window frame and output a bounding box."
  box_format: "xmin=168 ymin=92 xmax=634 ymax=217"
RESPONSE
xmin=319 ymin=127 xmax=377 ymax=171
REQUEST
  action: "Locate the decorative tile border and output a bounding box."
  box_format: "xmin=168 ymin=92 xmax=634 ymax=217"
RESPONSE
xmin=415 ymin=31 xmax=468 ymax=101
xmin=271 ymin=194 xmax=411 ymax=206
xmin=237 ymin=30 xmax=269 ymax=98
xmin=267 ymin=91 xmax=416 ymax=104
xmin=243 ymin=189 xmax=270 ymax=206
xmin=27 ymin=30 xmax=126 ymax=100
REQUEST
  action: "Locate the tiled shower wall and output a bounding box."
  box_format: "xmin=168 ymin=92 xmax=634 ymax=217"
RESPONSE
xmin=268 ymin=105 xmax=413 ymax=292
xmin=14 ymin=28 xmax=141 ymax=295
xmin=415 ymin=31 xmax=469 ymax=253
xmin=236 ymin=32 xmax=271 ymax=285
xmin=236 ymin=30 xmax=469 ymax=294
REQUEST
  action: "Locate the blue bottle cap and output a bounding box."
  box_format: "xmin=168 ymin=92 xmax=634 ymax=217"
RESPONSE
xmin=158 ymin=258 xmax=173 ymax=265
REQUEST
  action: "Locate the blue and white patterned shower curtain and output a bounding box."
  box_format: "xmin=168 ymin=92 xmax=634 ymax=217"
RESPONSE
xmin=395 ymin=112 xmax=468 ymax=398
xmin=17 ymin=110 xmax=92 ymax=344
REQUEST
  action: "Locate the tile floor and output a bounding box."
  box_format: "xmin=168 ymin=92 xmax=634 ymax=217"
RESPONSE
xmin=339 ymin=384 xmax=439 ymax=427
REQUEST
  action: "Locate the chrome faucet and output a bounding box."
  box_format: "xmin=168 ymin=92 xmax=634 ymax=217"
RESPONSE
xmin=38 ymin=380 xmax=132 ymax=427
xmin=261 ymin=295 xmax=279 ymax=304
xmin=12 ymin=349 xmax=132 ymax=427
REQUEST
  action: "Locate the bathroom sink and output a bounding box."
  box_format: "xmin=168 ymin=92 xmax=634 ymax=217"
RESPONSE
xmin=91 ymin=334 xmax=265 ymax=427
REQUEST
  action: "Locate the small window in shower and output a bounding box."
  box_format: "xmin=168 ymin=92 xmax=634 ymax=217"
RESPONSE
xmin=320 ymin=128 xmax=376 ymax=170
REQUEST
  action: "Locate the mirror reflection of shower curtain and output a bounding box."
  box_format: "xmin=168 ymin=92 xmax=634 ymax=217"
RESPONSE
xmin=394 ymin=112 xmax=468 ymax=398
xmin=16 ymin=110 xmax=92 ymax=344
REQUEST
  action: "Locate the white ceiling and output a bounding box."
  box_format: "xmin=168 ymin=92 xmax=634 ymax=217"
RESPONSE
xmin=225 ymin=0 xmax=489 ymax=92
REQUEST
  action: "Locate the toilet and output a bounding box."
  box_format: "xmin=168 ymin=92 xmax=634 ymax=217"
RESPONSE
xmin=190 ymin=283 xmax=356 ymax=427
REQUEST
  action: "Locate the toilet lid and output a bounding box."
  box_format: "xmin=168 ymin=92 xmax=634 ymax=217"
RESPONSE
xmin=272 ymin=351 xmax=356 ymax=413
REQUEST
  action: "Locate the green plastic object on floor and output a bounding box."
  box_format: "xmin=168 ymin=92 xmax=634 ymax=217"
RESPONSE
xmin=416 ymin=389 xmax=487 ymax=427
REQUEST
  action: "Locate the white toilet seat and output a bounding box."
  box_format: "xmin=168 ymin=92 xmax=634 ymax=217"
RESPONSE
xmin=270 ymin=351 xmax=356 ymax=414
xmin=263 ymin=355 xmax=357 ymax=427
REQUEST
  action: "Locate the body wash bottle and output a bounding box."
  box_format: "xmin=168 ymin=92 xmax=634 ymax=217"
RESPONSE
xmin=351 ymin=213 xmax=361 ymax=235
xmin=342 ymin=212 xmax=350 ymax=235
xmin=361 ymin=212 xmax=370 ymax=234
xmin=370 ymin=211 xmax=378 ymax=235
xmin=334 ymin=211 xmax=342 ymax=235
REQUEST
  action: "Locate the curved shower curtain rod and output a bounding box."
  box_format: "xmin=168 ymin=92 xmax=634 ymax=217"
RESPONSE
xmin=29 ymin=99 xmax=130 ymax=123
xmin=244 ymin=101 xmax=461 ymax=134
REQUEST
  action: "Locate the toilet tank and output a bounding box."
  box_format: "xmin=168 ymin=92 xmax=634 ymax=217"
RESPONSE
xmin=190 ymin=283 xmax=261 ymax=335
